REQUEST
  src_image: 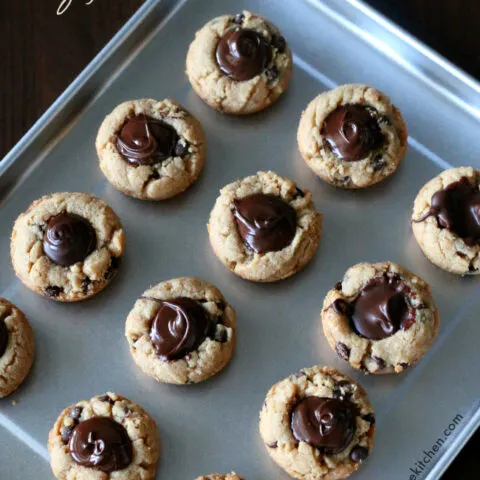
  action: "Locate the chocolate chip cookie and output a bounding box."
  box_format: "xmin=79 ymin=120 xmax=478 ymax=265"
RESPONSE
xmin=96 ymin=98 xmax=206 ymax=200
xmin=412 ymin=166 xmax=480 ymax=275
xmin=207 ymin=171 xmax=322 ymax=282
xmin=259 ymin=366 xmax=375 ymax=480
xmin=48 ymin=392 xmax=160 ymax=479
xmin=186 ymin=11 xmax=293 ymax=114
xmin=0 ymin=299 xmax=34 ymax=397
xmin=297 ymin=84 xmax=408 ymax=188
xmin=125 ymin=277 xmax=236 ymax=384
xmin=195 ymin=474 xmax=244 ymax=480
xmin=322 ymin=262 xmax=439 ymax=374
xmin=11 ymin=192 xmax=125 ymax=302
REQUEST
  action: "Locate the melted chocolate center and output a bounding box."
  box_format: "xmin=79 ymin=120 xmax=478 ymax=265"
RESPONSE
xmin=232 ymin=194 xmax=297 ymax=254
xmin=150 ymin=297 xmax=215 ymax=361
xmin=68 ymin=417 xmax=133 ymax=472
xmin=350 ymin=274 xmax=413 ymax=340
xmin=43 ymin=213 xmax=96 ymax=267
xmin=322 ymin=105 xmax=384 ymax=162
xmin=215 ymin=28 xmax=271 ymax=81
xmin=291 ymin=397 xmax=356 ymax=454
xmin=414 ymin=177 xmax=480 ymax=246
xmin=116 ymin=114 xmax=178 ymax=166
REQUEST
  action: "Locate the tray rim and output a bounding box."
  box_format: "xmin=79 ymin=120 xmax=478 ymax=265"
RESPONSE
xmin=2 ymin=0 xmax=480 ymax=477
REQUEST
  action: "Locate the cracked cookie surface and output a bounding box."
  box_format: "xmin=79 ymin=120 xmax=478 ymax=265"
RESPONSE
xmin=48 ymin=392 xmax=160 ymax=480
xmin=322 ymin=262 xmax=439 ymax=374
xmin=297 ymin=84 xmax=408 ymax=188
xmin=0 ymin=299 xmax=34 ymax=398
xmin=207 ymin=171 xmax=322 ymax=282
xmin=96 ymin=98 xmax=206 ymax=200
xmin=186 ymin=11 xmax=292 ymax=114
xmin=125 ymin=277 xmax=236 ymax=384
xmin=412 ymin=167 xmax=480 ymax=275
xmin=11 ymin=192 xmax=125 ymax=302
xmin=195 ymin=473 xmax=244 ymax=480
xmin=259 ymin=366 xmax=375 ymax=480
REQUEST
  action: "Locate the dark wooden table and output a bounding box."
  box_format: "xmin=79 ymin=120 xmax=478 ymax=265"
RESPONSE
xmin=1 ymin=1 xmax=478 ymax=477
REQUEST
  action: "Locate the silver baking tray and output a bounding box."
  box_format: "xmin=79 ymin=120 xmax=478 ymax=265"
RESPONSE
xmin=1 ymin=0 xmax=480 ymax=478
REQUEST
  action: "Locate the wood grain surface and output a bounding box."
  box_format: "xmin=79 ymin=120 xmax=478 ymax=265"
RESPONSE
xmin=1 ymin=1 xmax=478 ymax=477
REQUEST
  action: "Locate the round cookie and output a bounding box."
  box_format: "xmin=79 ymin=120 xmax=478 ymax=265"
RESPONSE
xmin=186 ymin=11 xmax=293 ymax=115
xmin=411 ymin=166 xmax=480 ymax=275
xmin=96 ymin=98 xmax=206 ymax=200
xmin=0 ymin=299 xmax=34 ymax=398
xmin=297 ymin=84 xmax=408 ymax=188
xmin=11 ymin=192 xmax=125 ymax=302
xmin=322 ymin=262 xmax=439 ymax=374
xmin=48 ymin=392 xmax=160 ymax=479
xmin=125 ymin=277 xmax=236 ymax=384
xmin=195 ymin=474 xmax=244 ymax=480
xmin=207 ymin=171 xmax=322 ymax=282
xmin=259 ymin=366 xmax=375 ymax=480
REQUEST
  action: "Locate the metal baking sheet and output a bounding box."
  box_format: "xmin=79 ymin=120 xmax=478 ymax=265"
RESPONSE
xmin=1 ymin=0 xmax=480 ymax=478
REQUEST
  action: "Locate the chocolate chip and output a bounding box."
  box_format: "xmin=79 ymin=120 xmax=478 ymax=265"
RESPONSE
xmin=350 ymin=445 xmax=369 ymax=462
xmin=214 ymin=328 xmax=227 ymax=343
xmin=332 ymin=385 xmax=341 ymax=398
xmin=45 ymin=286 xmax=62 ymax=298
xmin=332 ymin=299 xmax=350 ymax=315
xmin=334 ymin=281 xmax=342 ymax=291
xmin=265 ymin=66 xmax=278 ymax=82
xmin=149 ymin=170 xmax=160 ymax=180
xmin=271 ymin=35 xmax=286 ymax=53
xmin=233 ymin=13 xmax=244 ymax=24
xmin=378 ymin=115 xmax=391 ymax=126
xmin=399 ymin=362 xmax=409 ymax=370
xmin=332 ymin=381 xmax=352 ymax=401
xmin=372 ymin=155 xmax=386 ymax=172
xmin=216 ymin=300 xmax=226 ymax=311
xmin=456 ymin=251 xmax=468 ymax=259
xmin=98 ymin=394 xmax=114 ymax=405
xmin=469 ymin=263 xmax=477 ymax=272
xmin=267 ymin=441 xmax=278 ymax=448
xmin=174 ymin=141 xmax=189 ymax=157
xmin=342 ymin=176 xmax=351 ymax=184
xmin=122 ymin=405 xmax=131 ymax=415
xmin=389 ymin=273 xmax=401 ymax=283
xmin=372 ymin=356 xmax=386 ymax=370
xmin=61 ymin=425 xmax=74 ymax=444
xmin=81 ymin=278 xmax=90 ymax=294
xmin=104 ymin=256 xmax=121 ymax=280
xmin=69 ymin=406 xmax=83 ymax=420
xmin=294 ymin=187 xmax=305 ymax=198
xmin=335 ymin=342 xmax=350 ymax=360
xmin=362 ymin=413 xmax=375 ymax=424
